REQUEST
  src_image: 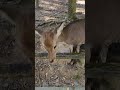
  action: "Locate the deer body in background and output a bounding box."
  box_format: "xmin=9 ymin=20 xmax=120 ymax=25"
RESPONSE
xmin=39 ymin=19 xmax=85 ymax=64
xmin=0 ymin=1 xmax=34 ymax=62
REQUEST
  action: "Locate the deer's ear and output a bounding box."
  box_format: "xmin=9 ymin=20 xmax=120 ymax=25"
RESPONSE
xmin=56 ymin=22 xmax=65 ymax=37
xmin=35 ymin=29 xmax=43 ymax=36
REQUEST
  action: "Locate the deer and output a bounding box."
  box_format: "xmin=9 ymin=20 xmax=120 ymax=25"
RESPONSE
xmin=38 ymin=19 xmax=85 ymax=65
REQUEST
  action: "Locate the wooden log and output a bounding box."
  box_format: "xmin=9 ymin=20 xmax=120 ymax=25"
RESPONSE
xmin=35 ymin=53 xmax=85 ymax=59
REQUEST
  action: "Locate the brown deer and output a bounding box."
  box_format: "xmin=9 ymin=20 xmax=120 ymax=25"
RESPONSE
xmin=39 ymin=19 xmax=85 ymax=65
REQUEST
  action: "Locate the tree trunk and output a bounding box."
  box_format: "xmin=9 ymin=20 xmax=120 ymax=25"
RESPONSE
xmin=36 ymin=0 xmax=39 ymax=8
xmin=68 ymin=0 xmax=77 ymax=20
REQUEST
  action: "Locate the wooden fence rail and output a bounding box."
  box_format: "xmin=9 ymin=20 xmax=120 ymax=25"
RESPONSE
xmin=35 ymin=53 xmax=85 ymax=59
xmin=0 ymin=64 xmax=33 ymax=76
xmin=86 ymin=63 xmax=120 ymax=78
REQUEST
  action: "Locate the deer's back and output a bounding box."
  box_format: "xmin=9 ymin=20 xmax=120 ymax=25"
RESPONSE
xmin=59 ymin=19 xmax=85 ymax=45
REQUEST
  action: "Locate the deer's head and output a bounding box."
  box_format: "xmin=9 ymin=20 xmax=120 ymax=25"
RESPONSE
xmin=38 ymin=22 xmax=65 ymax=63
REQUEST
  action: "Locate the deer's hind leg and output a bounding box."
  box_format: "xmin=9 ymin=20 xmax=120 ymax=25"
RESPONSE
xmin=68 ymin=45 xmax=80 ymax=65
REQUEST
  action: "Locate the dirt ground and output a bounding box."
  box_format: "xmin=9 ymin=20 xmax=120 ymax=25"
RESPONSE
xmin=35 ymin=0 xmax=85 ymax=87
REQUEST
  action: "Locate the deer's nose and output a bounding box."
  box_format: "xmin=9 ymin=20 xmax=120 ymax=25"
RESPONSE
xmin=50 ymin=59 xmax=55 ymax=63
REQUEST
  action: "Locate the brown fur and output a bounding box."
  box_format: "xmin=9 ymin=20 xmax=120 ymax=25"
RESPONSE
xmin=44 ymin=32 xmax=54 ymax=48
xmin=41 ymin=31 xmax=56 ymax=63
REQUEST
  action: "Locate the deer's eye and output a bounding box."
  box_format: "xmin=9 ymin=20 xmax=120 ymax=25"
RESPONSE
xmin=54 ymin=45 xmax=57 ymax=49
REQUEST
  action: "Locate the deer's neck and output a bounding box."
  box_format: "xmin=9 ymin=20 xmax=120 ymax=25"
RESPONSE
xmin=57 ymin=32 xmax=65 ymax=43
